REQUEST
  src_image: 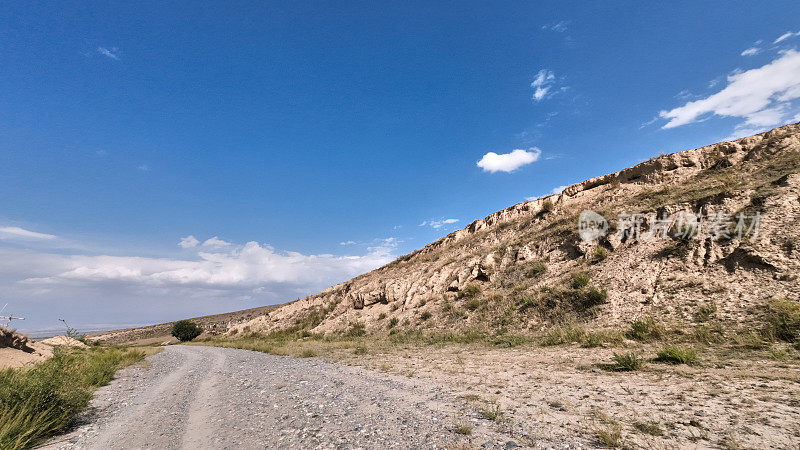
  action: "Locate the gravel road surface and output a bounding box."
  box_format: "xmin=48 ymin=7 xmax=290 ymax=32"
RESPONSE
xmin=41 ymin=345 xmax=525 ymax=449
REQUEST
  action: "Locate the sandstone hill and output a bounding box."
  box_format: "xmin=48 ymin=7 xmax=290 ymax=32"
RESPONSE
xmin=231 ymin=123 xmax=800 ymax=338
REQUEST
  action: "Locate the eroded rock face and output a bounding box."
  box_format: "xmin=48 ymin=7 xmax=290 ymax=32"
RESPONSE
xmin=232 ymin=123 xmax=800 ymax=336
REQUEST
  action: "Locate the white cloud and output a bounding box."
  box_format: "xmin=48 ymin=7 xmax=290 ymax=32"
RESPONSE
xmin=202 ymin=236 xmax=232 ymax=248
xmin=17 ymin=241 xmax=394 ymax=290
xmin=0 ymin=227 xmax=56 ymax=241
xmin=137 ymin=164 xmax=150 ymax=171
xmin=659 ymin=50 xmax=800 ymax=135
xmin=531 ymin=70 xmax=556 ymax=102
xmin=419 ymin=219 xmax=459 ymax=229
xmin=339 ymin=240 xmax=356 ymax=246
xmin=774 ymin=31 xmax=800 ymax=44
xmin=741 ymin=47 xmax=760 ymax=56
xmin=97 ymin=47 xmax=121 ymax=60
xmin=477 ymin=148 xmax=541 ymax=173
xmin=179 ymin=236 xmax=199 ymax=248
xmin=542 ymin=21 xmax=568 ymax=33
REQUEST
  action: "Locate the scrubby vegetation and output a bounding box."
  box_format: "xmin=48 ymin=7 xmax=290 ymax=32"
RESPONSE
xmin=0 ymin=347 xmax=148 ymax=450
xmin=171 ymin=320 xmax=203 ymax=342
xmin=654 ymin=346 xmax=697 ymax=364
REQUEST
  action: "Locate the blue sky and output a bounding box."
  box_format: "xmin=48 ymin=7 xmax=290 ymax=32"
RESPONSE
xmin=2 ymin=2 xmax=799 ymax=332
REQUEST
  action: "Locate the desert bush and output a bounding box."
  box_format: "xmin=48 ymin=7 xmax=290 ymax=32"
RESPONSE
xmin=457 ymin=284 xmax=482 ymax=299
xmin=763 ymin=297 xmax=800 ymax=342
xmin=453 ymin=422 xmax=472 ymax=435
xmin=343 ymin=322 xmax=366 ymax=337
xmin=377 ymin=313 xmax=387 ymax=320
xmin=171 ymin=320 xmax=203 ymax=342
xmin=580 ymin=287 xmax=608 ymax=308
xmin=627 ymin=317 xmax=664 ymax=341
xmin=0 ymin=347 xmax=146 ymax=449
xmin=591 ymin=247 xmax=608 ymax=263
xmin=633 ymin=421 xmax=663 ymax=436
xmin=571 ymin=272 xmax=591 ymax=289
xmin=541 ymin=199 xmax=554 ymax=212
xmin=420 ymin=311 xmax=432 ymax=321
xmin=611 ymin=352 xmax=644 ymax=371
xmin=694 ymin=302 xmax=717 ymax=322
xmin=540 ymin=325 xmax=586 ymax=346
xmin=526 ymin=261 xmax=547 ymax=278
xmin=517 ymin=295 xmax=537 ymax=311
xmin=465 ymin=298 xmax=482 ymax=311
xmin=692 ymin=325 xmax=724 ymax=344
xmin=654 ymin=346 xmax=697 ymax=364
xmin=388 ymin=317 xmax=399 ymax=328
xmin=353 ymin=346 xmax=368 ymax=355
xmin=581 ymin=330 xmax=623 ymax=348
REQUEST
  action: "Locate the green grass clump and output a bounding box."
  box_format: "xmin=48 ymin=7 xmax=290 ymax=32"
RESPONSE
xmin=581 ymin=330 xmax=623 ymax=348
xmin=591 ymin=247 xmax=608 ymax=263
xmin=571 ymin=272 xmax=591 ymax=289
xmin=465 ymin=298 xmax=482 ymax=311
xmin=654 ymin=346 xmax=697 ymax=364
xmin=0 ymin=347 xmax=147 ymax=450
xmin=420 ymin=311 xmax=432 ymax=321
xmin=343 ymin=322 xmax=366 ymax=337
xmin=633 ymin=421 xmax=663 ymax=436
xmin=540 ymin=325 xmax=586 ymax=346
xmin=388 ymin=317 xmax=399 ymax=328
xmin=609 ymin=352 xmax=644 ymax=371
xmin=627 ymin=317 xmax=664 ymax=341
xmin=457 ymin=284 xmax=482 ymax=299
xmin=526 ymin=261 xmax=547 ymax=278
xmin=763 ymin=297 xmax=800 ymax=343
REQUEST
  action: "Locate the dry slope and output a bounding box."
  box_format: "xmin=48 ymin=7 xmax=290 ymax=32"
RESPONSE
xmin=232 ymin=123 xmax=800 ymax=337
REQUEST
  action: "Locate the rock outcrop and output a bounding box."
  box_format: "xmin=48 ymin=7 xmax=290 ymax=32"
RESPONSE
xmin=232 ymin=123 xmax=800 ymax=336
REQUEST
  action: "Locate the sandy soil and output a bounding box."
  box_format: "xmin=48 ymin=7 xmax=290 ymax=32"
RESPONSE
xmin=0 ymin=335 xmax=88 ymax=369
xmin=326 ymin=343 xmax=800 ymax=448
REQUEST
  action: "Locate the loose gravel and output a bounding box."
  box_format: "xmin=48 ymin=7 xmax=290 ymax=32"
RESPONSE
xmin=40 ymin=345 xmax=524 ymax=449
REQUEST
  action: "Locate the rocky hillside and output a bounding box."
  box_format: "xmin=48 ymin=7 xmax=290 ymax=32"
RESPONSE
xmin=231 ymin=123 xmax=800 ymax=337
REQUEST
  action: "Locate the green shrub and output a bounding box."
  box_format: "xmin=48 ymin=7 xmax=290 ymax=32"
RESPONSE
xmin=591 ymin=247 xmax=608 ymax=263
xmin=458 ymin=284 xmax=482 ymax=299
xmin=420 ymin=311 xmax=432 ymax=321
xmin=764 ymin=297 xmax=800 ymax=342
xmin=581 ymin=331 xmax=623 ymax=348
xmin=343 ymin=322 xmax=366 ymax=337
xmin=527 ymin=261 xmax=547 ymax=278
xmin=580 ymin=287 xmax=608 ymax=308
xmin=655 ymin=346 xmax=697 ymax=364
xmin=353 ymin=346 xmax=368 ymax=355
xmin=299 ymin=348 xmax=317 ymax=357
xmin=611 ymin=352 xmax=644 ymax=371
xmin=627 ymin=317 xmax=664 ymax=341
xmin=571 ymin=272 xmax=591 ymax=289
xmin=377 ymin=313 xmax=387 ymax=320
xmin=388 ymin=317 xmax=399 ymax=328
xmin=541 ymin=199 xmax=554 ymax=212
xmin=171 ymin=320 xmax=203 ymax=342
xmin=465 ymin=298 xmax=481 ymax=311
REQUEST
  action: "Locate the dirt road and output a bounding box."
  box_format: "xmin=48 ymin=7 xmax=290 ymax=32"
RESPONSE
xmin=41 ymin=345 xmax=533 ymax=449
